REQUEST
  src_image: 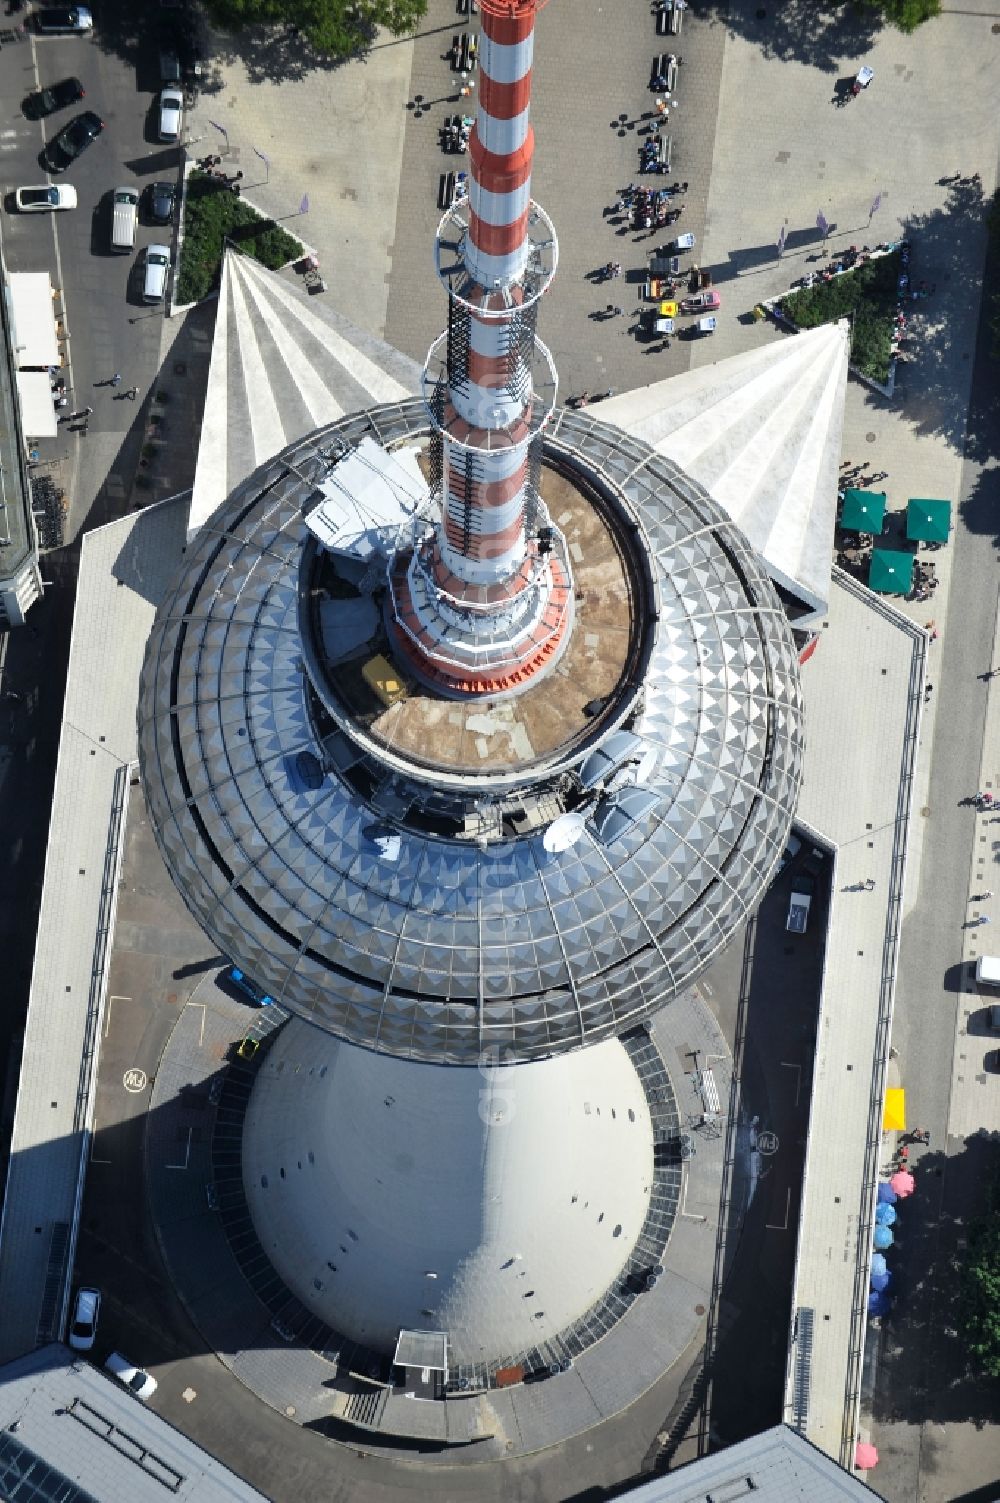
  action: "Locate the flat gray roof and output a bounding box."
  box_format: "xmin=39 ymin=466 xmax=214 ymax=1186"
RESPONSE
xmin=617 ymin=1425 xmax=884 ymax=1500
xmin=0 ymin=269 xmax=40 ymax=582
xmin=0 ymin=497 xmax=190 ymax=1365
xmin=0 ymin=1345 xmax=272 ymax=1502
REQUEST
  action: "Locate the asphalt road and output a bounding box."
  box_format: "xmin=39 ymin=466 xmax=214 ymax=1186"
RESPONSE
xmin=0 ymin=12 xmax=190 ymax=1135
xmin=0 ymin=16 xmax=185 ymax=532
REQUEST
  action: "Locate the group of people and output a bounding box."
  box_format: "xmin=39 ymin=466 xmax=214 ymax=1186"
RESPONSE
xmin=839 ymin=459 xmax=890 ymax=489
xmin=911 ymin=560 xmax=938 ymax=604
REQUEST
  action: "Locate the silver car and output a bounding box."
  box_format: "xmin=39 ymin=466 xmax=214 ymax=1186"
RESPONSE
xmin=142 ymin=244 xmax=171 ymax=303
xmin=67 ymin=1286 xmax=100 ymax=1351
xmin=157 ymin=87 xmax=183 ymax=143
xmin=104 ymin=1350 xmax=157 ymax=1400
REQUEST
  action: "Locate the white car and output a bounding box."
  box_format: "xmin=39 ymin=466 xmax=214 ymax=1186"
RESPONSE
xmin=142 ymin=244 xmax=171 ymax=303
xmin=67 ymin=1286 xmax=100 ymax=1351
xmin=15 ymin=184 xmax=77 ymax=212
xmin=157 ymin=87 xmax=183 ymax=142
xmin=104 ymin=1351 xmax=157 ymax=1401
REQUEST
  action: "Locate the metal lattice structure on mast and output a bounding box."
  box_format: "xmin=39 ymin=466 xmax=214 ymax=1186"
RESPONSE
xmin=389 ymin=0 xmax=572 ymax=697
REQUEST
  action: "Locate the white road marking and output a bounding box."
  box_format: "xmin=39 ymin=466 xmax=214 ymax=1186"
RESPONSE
xmin=184 ymin=1001 xmax=206 ymax=1047
xmin=165 ymin=1128 xmax=192 ymax=1171
xmin=106 ymin=994 xmax=131 ymax=1037
xmin=766 ymin=1186 xmax=792 ymax=1231
xmin=781 ymin=1059 xmax=802 ymax=1105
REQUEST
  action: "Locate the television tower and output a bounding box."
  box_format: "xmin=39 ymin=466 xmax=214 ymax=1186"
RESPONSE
xmin=389 ymin=0 xmax=571 ymax=697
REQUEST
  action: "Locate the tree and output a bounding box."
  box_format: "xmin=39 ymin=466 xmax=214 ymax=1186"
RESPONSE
xmin=960 ymin=1161 xmax=1000 ymax=1376
xmin=203 ymin=0 xmax=428 ymax=56
xmin=856 ymin=0 xmax=941 ymax=33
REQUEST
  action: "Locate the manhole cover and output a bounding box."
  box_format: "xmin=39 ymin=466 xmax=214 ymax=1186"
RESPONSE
xmin=866 ymin=431 xmax=877 ymax=442
xmin=695 ymin=1303 xmax=706 ymax=1315
xmin=921 ymin=805 xmax=931 ymax=817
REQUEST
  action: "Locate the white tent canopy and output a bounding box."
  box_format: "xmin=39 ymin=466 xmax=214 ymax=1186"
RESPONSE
xmin=8 ymin=274 xmax=59 ymax=370
xmin=15 ymin=371 xmax=57 ymax=439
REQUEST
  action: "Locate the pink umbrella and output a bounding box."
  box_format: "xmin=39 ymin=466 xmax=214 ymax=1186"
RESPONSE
xmin=890 ymin=1170 xmax=915 ymax=1197
xmin=855 ymin=1442 xmax=879 ymax=1470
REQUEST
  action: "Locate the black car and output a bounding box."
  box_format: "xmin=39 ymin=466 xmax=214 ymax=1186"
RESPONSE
xmin=24 ymin=76 xmax=85 ymax=121
xmin=146 ymin=180 xmax=177 ymax=225
xmin=34 ymin=6 xmax=93 ymax=33
xmin=42 ymin=111 xmax=105 ymax=173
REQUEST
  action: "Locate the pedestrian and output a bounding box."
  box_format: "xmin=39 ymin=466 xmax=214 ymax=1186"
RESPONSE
xmin=864 ymin=877 xmax=875 ymax=891
xmin=980 ymin=915 xmax=992 ymax=926
xmin=924 ymin=683 xmax=933 ymax=698
xmin=126 ymin=386 xmax=138 ymax=401
xmin=110 ymin=372 xmax=121 ymax=387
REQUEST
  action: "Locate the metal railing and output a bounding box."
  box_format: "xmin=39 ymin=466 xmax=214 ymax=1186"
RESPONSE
xmin=57 ymin=760 xmax=134 ymax=1345
xmin=837 ymin=584 xmax=926 ymax=1465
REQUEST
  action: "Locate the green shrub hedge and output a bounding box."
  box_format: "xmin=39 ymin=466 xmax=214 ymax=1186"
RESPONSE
xmin=177 ymin=171 xmax=304 ymax=305
xmin=779 ymin=250 xmax=902 ymax=385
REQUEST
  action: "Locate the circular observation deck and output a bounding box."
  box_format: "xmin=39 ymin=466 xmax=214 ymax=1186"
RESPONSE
xmin=138 ymin=400 xmax=804 ymax=1064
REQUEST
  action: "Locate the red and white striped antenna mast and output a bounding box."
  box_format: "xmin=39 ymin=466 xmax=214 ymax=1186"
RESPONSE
xmin=389 ymin=0 xmax=573 ymax=698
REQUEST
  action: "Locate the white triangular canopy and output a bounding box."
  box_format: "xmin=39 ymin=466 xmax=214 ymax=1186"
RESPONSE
xmin=598 ymin=321 xmax=850 ymax=622
xmin=189 ymin=250 xmax=421 ymax=537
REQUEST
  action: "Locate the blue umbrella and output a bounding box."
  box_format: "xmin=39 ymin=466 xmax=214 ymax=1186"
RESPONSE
xmin=871 ymin=1269 xmax=892 ymax=1293
xmin=871 ymin=1252 xmax=887 ymax=1278
xmin=868 ymin=1290 xmax=891 ymax=1316
xmin=878 ymin=1182 xmax=898 ymax=1205
xmin=873 ymin=1225 xmax=894 ymax=1250
xmin=875 ymin=1202 xmax=897 ymax=1226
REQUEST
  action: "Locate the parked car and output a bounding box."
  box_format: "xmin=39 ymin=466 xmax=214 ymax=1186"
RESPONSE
xmin=104 ymin=1352 xmax=157 ymax=1401
xmin=681 ymin=290 xmax=721 ymax=315
xmin=15 ymin=184 xmax=77 ymax=212
xmin=142 ymin=244 xmax=172 ymax=303
xmin=777 ymin=833 xmax=802 ymax=874
xmin=42 ymin=111 xmax=104 ymax=173
xmin=67 ymin=1286 xmax=101 ymax=1350
xmin=24 ymin=76 xmax=85 ymax=120
xmin=158 ymin=39 xmax=182 ymax=87
xmin=34 ymin=6 xmax=93 ymax=33
xmin=786 ymin=874 xmax=817 ymax=934
xmin=157 ymin=87 xmax=183 ymax=143
xmin=145 ymin=179 xmax=177 ymax=225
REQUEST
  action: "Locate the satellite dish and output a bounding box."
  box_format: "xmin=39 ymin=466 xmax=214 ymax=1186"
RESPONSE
xmin=543 ymin=811 xmax=587 ymax=853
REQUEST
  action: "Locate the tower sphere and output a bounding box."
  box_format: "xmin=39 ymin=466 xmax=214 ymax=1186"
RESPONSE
xmin=138 ymin=403 xmax=804 ymax=1065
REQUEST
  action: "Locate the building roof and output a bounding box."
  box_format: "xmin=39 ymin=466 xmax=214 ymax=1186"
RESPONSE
xmin=598 ymin=322 xmax=849 ymax=623
xmin=242 ymin=1029 xmax=652 ymax=1365
xmin=138 ymin=404 xmax=803 ymax=1063
xmin=303 ymin=435 xmax=426 ymax=560
xmin=0 ymin=1345 xmax=272 ymax=1502
xmin=0 ymin=267 xmax=41 ymax=592
xmin=616 ymin=1425 xmax=884 ymax=1500
xmin=0 ymin=498 xmax=190 ymax=1365
xmin=188 ymin=250 xmax=421 ymax=536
